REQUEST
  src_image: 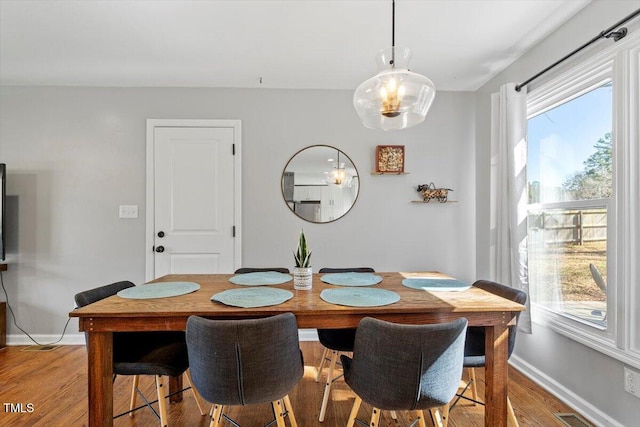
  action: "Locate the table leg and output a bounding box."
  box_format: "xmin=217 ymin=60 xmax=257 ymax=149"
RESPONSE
xmin=484 ymin=324 xmax=509 ymax=427
xmin=88 ymin=331 xmax=113 ymax=427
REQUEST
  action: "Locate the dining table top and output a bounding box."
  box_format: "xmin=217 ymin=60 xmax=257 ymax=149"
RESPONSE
xmin=70 ymin=272 xmax=525 ymax=330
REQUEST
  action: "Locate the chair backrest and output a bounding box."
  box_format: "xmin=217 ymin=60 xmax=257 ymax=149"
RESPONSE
xmin=74 ymin=280 xmax=135 ymax=307
xmin=234 ymin=267 xmax=290 ymax=274
xmin=74 ymin=281 xmax=138 ymax=350
xmin=466 ymin=280 xmax=527 ymax=359
xmin=318 ymin=267 xmax=375 ymax=274
xmin=589 ymin=263 xmax=607 ymax=292
xmin=345 ymin=316 xmax=468 ymax=410
xmin=186 ymin=313 xmax=303 ymax=406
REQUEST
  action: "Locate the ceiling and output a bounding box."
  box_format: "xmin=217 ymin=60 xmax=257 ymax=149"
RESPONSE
xmin=0 ymin=0 xmax=592 ymax=91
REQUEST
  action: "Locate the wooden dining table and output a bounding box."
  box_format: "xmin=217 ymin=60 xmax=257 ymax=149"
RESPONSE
xmin=69 ymin=272 xmax=525 ymax=427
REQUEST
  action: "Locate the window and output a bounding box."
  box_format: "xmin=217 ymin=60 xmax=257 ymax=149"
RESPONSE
xmin=525 ymin=30 xmax=640 ymax=364
xmin=527 ymin=82 xmax=612 ymax=329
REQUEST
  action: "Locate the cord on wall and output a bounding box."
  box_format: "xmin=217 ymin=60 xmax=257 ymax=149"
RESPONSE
xmin=0 ymin=271 xmax=71 ymax=346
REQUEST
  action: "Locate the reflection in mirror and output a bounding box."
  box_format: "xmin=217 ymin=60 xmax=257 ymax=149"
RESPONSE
xmin=282 ymin=145 xmax=360 ymax=223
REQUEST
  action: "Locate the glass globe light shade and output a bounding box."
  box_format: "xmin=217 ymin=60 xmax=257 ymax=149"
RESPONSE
xmin=353 ymin=47 xmax=436 ymax=130
xmin=325 ymin=161 xmax=349 ymax=186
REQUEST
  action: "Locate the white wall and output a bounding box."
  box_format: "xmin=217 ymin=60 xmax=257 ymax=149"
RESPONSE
xmin=0 ymin=86 xmax=476 ymax=342
xmin=474 ymin=1 xmax=640 ymax=426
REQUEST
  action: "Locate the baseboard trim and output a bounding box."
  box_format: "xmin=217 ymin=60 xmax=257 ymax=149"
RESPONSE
xmin=6 ymin=333 xmax=85 ymax=346
xmin=510 ymin=355 xmax=623 ymax=427
xmin=299 ymin=329 xmax=319 ymax=341
xmin=6 ymin=330 xmax=320 ymax=346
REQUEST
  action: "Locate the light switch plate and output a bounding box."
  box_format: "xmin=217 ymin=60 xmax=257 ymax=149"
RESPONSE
xmin=119 ymin=205 xmax=138 ymax=219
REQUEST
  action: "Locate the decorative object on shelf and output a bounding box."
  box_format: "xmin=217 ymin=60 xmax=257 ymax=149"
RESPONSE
xmin=353 ymin=0 xmax=436 ymax=131
xmin=375 ymin=145 xmax=405 ymax=173
xmin=417 ymin=183 xmax=453 ymax=203
xmin=293 ymin=230 xmax=313 ymax=290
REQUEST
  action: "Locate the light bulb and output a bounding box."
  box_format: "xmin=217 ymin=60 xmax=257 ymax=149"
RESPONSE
xmin=381 ymin=77 xmax=401 ymax=117
xmin=329 ymin=166 xmax=347 ymax=186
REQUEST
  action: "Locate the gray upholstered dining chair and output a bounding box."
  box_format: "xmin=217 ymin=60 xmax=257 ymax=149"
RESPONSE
xmin=74 ymin=281 xmax=205 ymax=427
xmin=589 ymin=263 xmax=607 ymax=293
xmin=186 ymin=312 xmax=304 ymax=427
xmin=341 ymin=316 xmax=468 ymax=427
xmin=447 ymin=280 xmax=527 ymax=427
xmin=234 ymin=267 xmax=290 ymax=274
xmin=315 ymin=267 xmax=375 ymax=422
xmin=589 ymin=263 xmax=607 ymax=321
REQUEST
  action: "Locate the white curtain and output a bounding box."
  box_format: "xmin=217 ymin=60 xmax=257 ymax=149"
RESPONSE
xmin=490 ymin=82 xmax=531 ymax=333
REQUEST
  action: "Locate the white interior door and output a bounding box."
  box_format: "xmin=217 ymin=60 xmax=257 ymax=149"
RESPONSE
xmin=146 ymin=120 xmax=241 ymax=279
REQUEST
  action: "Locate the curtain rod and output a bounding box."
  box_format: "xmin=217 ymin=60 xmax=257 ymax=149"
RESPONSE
xmin=515 ymin=8 xmax=640 ymax=92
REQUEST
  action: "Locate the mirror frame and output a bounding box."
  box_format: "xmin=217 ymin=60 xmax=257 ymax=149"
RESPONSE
xmin=281 ymin=144 xmax=360 ymax=224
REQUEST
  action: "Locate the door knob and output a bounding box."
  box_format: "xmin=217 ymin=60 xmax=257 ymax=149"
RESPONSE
xmin=155 ymin=246 xmax=165 ymax=253
xmin=157 ymin=231 xmax=165 ymax=238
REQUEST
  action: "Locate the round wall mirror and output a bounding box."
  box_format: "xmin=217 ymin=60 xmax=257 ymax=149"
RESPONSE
xmin=281 ymin=145 xmax=360 ymax=223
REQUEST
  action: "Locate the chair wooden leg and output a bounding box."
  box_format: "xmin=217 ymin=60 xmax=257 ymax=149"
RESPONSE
xmin=346 ymin=395 xmax=362 ymax=427
xmin=316 ymin=347 xmax=329 ymax=382
xmin=184 ymin=369 xmax=206 ymax=416
xmin=129 ymin=375 xmax=139 ymax=417
xmin=430 ymin=407 xmax=444 ymax=427
xmin=283 ymin=394 xmax=298 ymax=427
xmin=272 ymin=399 xmax=287 ymax=427
xmin=155 ymin=375 xmax=169 ymax=427
xmin=319 ymin=350 xmax=339 ymax=422
xmin=369 ymin=407 xmax=381 ymax=427
xmin=441 ymin=404 xmax=450 ymax=427
xmin=453 ymin=368 xmax=517 ymax=427
xmin=209 ymin=404 xmax=222 ymax=427
xmin=507 ymin=397 xmax=519 ymax=427
xmin=468 ymin=368 xmax=479 ymax=405
xmin=415 ymin=410 xmax=427 ymax=427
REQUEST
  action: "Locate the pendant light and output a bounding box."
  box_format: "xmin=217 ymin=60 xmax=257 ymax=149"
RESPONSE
xmin=325 ymin=150 xmax=350 ymax=187
xmin=353 ymin=0 xmax=436 ymax=130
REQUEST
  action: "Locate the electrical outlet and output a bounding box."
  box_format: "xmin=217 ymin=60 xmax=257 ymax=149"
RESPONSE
xmin=624 ymin=366 xmax=640 ymax=398
xmin=119 ymin=205 xmax=138 ymax=219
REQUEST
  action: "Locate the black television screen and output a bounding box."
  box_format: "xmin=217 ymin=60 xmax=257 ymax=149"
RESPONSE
xmin=0 ymin=163 xmax=5 ymax=261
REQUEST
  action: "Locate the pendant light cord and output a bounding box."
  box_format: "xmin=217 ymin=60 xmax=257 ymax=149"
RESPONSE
xmin=391 ymin=0 xmax=395 ymax=67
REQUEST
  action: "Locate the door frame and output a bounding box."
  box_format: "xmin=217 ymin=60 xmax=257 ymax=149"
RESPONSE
xmin=145 ymin=119 xmax=242 ymax=281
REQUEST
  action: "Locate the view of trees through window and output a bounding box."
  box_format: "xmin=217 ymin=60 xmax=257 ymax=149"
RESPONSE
xmin=562 ymin=132 xmax=612 ymax=200
xmin=527 ymin=82 xmax=611 ymax=327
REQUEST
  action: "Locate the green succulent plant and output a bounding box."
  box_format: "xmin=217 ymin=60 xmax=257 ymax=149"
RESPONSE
xmin=293 ymin=230 xmax=312 ymax=268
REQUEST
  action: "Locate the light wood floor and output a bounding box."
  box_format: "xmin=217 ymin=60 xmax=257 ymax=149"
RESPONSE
xmin=0 ymin=342 xmax=580 ymax=427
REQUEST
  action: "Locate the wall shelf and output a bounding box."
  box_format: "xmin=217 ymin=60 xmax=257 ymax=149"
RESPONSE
xmin=411 ymin=200 xmax=458 ymax=204
xmin=370 ymin=171 xmax=410 ymax=175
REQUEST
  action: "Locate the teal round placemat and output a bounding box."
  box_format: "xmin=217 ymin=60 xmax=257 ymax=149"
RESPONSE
xmin=117 ymin=282 xmax=201 ymax=299
xmin=212 ymin=287 xmax=294 ymax=308
xmin=229 ymin=271 xmax=293 ymax=286
xmin=401 ymin=278 xmax=471 ymax=292
xmin=320 ymin=272 xmax=383 ymax=287
xmin=320 ymin=288 xmax=400 ymax=307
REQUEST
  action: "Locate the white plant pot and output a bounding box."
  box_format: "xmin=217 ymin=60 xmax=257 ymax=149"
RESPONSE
xmin=293 ymin=267 xmax=313 ymax=290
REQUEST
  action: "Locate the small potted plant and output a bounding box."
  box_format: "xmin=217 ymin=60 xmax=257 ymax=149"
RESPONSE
xmin=293 ymin=230 xmax=313 ymax=290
